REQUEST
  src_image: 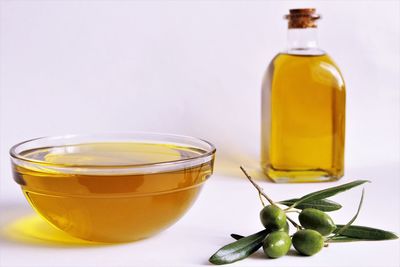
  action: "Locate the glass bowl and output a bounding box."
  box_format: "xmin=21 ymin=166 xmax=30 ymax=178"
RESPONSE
xmin=10 ymin=132 xmax=216 ymax=243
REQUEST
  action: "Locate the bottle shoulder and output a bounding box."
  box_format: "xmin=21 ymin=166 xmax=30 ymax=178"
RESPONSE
xmin=266 ymin=52 xmax=345 ymax=88
xmin=269 ymin=53 xmax=341 ymax=71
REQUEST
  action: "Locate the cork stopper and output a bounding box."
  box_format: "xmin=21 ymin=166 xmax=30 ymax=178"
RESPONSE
xmin=285 ymin=8 xmax=321 ymax=29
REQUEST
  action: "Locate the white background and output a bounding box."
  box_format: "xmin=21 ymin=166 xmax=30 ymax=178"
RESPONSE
xmin=0 ymin=1 xmax=399 ymax=267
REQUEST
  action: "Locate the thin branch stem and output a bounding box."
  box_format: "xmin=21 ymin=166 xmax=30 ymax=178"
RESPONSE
xmin=286 ymin=215 xmax=301 ymax=230
xmin=240 ymin=166 xmax=275 ymax=205
xmin=239 ymin=166 xmax=301 ymax=229
xmin=285 ymin=210 xmax=301 ymax=214
xmin=258 ymin=192 xmax=266 ymax=207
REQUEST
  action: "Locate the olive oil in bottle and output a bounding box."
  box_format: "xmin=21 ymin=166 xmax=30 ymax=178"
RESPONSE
xmin=261 ymin=9 xmax=346 ymax=183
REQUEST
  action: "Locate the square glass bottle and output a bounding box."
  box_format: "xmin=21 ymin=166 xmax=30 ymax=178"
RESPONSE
xmin=261 ymin=9 xmax=346 ymax=183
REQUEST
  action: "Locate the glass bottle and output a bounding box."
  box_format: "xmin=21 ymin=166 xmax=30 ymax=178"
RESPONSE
xmin=261 ymin=9 xmax=346 ymax=183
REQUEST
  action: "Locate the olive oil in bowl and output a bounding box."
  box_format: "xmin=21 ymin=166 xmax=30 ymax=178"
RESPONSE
xmin=11 ymin=134 xmax=215 ymax=242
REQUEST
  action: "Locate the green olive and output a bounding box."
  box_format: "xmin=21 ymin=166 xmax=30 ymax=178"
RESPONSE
xmin=263 ymin=231 xmax=292 ymax=258
xmin=299 ymin=208 xmax=336 ymax=236
xmin=279 ymin=221 xmax=289 ymax=233
xmin=292 ymin=229 xmax=324 ymax=256
xmin=260 ymin=205 xmax=287 ymax=231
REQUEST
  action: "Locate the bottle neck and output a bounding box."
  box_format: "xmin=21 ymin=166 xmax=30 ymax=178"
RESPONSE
xmin=286 ymin=28 xmax=324 ymax=55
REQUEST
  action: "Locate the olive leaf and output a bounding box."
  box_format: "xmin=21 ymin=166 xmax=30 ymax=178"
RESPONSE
xmin=279 ymin=198 xmax=342 ymax=212
xmin=329 ymin=188 xmax=365 ymax=240
xmin=328 ymin=235 xmax=366 ymax=242
xmin=209 ymin=230 xmax=268 ymax=265
xmin=290 ymin=180 xmax=369 ymax=209
xmin=332 ymin=225 xmax=398 ymax=241
xmin=230 ymin=234 xmax=244 ymax=240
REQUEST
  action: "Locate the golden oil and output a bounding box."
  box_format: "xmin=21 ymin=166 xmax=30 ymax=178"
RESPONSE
xmin=261 ymin=9 xmax=346 ymax=183
xmin=12 ymin=142 xmax=213 ymax=242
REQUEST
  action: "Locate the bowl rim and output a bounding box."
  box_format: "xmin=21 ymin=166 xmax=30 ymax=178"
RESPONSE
xmin=9 ymin=132 xmax=216 ymax=170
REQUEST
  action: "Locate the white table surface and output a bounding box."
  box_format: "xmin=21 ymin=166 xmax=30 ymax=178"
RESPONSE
xmin=1 ymin=1 xmax=399 ymax=267
xmin=1 ymin=163 xmax=399 ymax=267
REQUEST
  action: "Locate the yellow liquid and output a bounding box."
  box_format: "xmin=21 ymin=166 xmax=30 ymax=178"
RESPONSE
xmin=261 ymin=53 xmax=345 ymax=182
xmin=13 ymin=142 xmax=213 ymax=242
